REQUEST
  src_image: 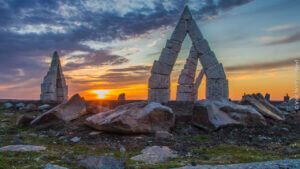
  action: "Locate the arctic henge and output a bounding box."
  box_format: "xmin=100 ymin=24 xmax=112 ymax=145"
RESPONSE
xmin=40 ymin=51 xmax=68 ymax=102
xmin=148 ymin=7 xmax=228 ymax=103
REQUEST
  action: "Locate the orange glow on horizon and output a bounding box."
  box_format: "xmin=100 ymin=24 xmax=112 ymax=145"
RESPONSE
xmin=93 ymin=90 xmax=109 ymax=99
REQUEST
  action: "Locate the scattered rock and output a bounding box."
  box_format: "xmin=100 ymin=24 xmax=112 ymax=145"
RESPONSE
xmin=44 ymin=163 xmax=68 ymax=169
xmin=86 ymin=102 xmax=175 ymax=134
xmin=31 ymin=94 xmax=87 ymax=126
xmin=118 ymin=93 xmax=126 ymax=101
xmin=155 ymin=131 xmax=173 ymax=140
xmin=0 ymin=145 xmax=46 ymax=152
xmin=131 ymin=146 xmax=177 ymax=164
xmin=26 ymin=103 xmax=37 ymax=111
xmin=12 ymin=137 xmax=24 ymax=144
xmin=16 ymin=103 xmax=25 ymax=109
xmin=89 ymin=131 xmax=102 ymax=136
xmin=38 ymin=104 xmax=51 ymax=110
xmin=241 ymin=93 xmax=285 ymax=121
xmin=4 ymin=102 xmax=13 ymax=109
xmin=277 ymin=98 xmax=299 ymax=112
xmin=79 ymin=156 xmax=125 ymax=169
xmin=16 ymin=115 xmax=35 ymax=127
xmin=71 ymin=137 xmax=81 ymax=143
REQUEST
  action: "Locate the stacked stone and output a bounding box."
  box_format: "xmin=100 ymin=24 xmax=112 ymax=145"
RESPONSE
xmin=193 ymin=69 xmax=205 ymax=100
xmin=40 ymin=51 xmax=68 ymax=102
xmin=148 ymin=8 xmax=189 ymax=103
xmin=148 ymin=6 xmax=229 ymax=103
xmin=176 ymin=46 xmax=198 ymax=101
xmin=183 ymin=7 xmax=228 ymax=100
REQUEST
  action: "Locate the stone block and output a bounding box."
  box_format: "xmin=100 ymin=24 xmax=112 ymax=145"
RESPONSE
xmin=148 ymin=88 xmax=170 ymax=103
xmin=199 ymin=51 xmax=219 ymax=69
xmin=166 ymin=40 xmax=182 ymax=53
xmin=148 ymin=74 xmax=170 ymax=89
xmin=187 ymin=19 xmax=203 ymax=42
xmin=158 ymin=48 xmax=178 ymax=66
xmin=177 ymin=85 xmax=195 ymax=93
xmin=151 ymin=60 xmax=173 ymax=75
xmin=41 ymin=83 xmax=55 ymax=93
xmin=180 ymin=68 xmax=196 ymax=79
xmin=193 ymin=39 xmax=210 ymax=55
xmin=206 ymin=78 xmax=228 ymax=100
xmin=205 ymin=63 xmax=226 ymax=79
xmin=41 ymin=93 xmax=56 ymax=101
xmin=178 ymin=73 xmax=194 ymax=85
xmin=176 ymin=92 xmax=195 ymax=101
xmin=170 ymin=20 xmax=187 ymax=42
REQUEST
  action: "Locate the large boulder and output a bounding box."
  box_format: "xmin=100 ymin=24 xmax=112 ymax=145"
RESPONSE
xmin=192 ymin=100 xmax=241 ymax=130
xmin=85 ymin=102 xmax=175 ymax=134
xmin=192 ymin=99 xmax=267 ymax=130
xmin=31 ymin=94 xmax=86 ymax=125
xmin=215 ymin=99 xmax=266 ymax=126
xmin=241 ymin=94 xmax=285 ymax=121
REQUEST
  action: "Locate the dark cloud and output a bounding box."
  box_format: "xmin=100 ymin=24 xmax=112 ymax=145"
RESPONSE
xmin=264 ymin=32 xmax=300 ymax=46
xmin=64 ymin=50 xmax=129 ymax=71
xmin=225 ymin=57 xmax=299 ymax=72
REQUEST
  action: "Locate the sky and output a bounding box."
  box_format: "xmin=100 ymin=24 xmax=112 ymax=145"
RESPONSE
xmin=0 ymin=0 xmax=299 ymax=101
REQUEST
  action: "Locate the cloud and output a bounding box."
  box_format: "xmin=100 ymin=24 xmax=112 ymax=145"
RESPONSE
xmin=225 ymin=57 xmax=299 ymax=72
xmin=264 ymin=32 xmax=300 ymax=46
xmin=64 ymin=50 xmax=129 ymax=71
xmin=108 ymin=65 xmax=151 ymax=72
xmin=265 ymin=24 xmax=295 ymax=32
xmin=0 ymin=0 xmax=255 ymax=98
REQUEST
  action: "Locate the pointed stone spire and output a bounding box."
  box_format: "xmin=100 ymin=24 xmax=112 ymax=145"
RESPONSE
xmin=40 ymin=51 xmax=68 ymax=102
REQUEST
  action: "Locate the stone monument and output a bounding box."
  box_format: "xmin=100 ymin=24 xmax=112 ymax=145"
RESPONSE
xmin=148 ymin=6 xmax=228 ymax=103
xmin=40 ymin=51 xmax=68 ymax=102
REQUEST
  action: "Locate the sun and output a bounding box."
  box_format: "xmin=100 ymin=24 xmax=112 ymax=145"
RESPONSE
xmin=93 ymin=90 xmax=109 ymax=99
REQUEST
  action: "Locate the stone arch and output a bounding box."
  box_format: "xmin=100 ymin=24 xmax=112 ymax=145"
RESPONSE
xmin=148 ymin=6 xmax=228 ymax=103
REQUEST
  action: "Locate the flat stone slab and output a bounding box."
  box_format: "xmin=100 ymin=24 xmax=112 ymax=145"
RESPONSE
xmin=0 ymin=145 xmax=46 ymax=152
xmin=173 ymin=159 xmax=300 ymax=169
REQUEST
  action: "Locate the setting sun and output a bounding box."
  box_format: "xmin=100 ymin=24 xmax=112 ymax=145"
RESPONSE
xmin=93 ymin=90 xmax=109 ymax=99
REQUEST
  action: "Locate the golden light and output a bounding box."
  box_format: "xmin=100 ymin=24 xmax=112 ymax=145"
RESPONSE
xmin=93 ymin=90 xmax=109 ymax=99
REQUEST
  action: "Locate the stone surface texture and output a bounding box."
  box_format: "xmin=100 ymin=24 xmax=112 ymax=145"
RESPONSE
xmin=241 ymin=94 xmax=285 ymax=121
xmin=31 ymin=94 xmax=86 ymax=125
xmin=40 ymin=51 xmax=68 ymax=102
xmin=85 ymin=102 xmax=175 ymax=134
xmin=173 ymin=159 xmax=300 ymax=169
xmin=79 ymin=156 xmax=125 ymax=169
xmin=130 ymin=146 xmax=177 ymax=164
xmin=44 ymin=163 xmax=68 ymax=169
xmin=192 ymin=99 xmax=267 ymax=130
xmin=148 ymin=6 xmax=228 ymax=103
xmin=0 ymin=145 xmax=46 ymax=152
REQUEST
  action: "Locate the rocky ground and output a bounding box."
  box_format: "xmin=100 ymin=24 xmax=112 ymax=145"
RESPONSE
xmin=0 ymin=102 xmax=299 ymax=169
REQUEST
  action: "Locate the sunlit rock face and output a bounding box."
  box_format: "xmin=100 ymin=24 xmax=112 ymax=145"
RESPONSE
xmin=148 ymin=6 xmax=228 ymax=103
xmin=85 ymin=102 xmax=175 ymax=134
xmin=40 ymin=51 xmax=68 ymax=102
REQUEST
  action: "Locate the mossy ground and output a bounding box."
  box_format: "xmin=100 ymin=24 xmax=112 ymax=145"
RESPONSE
xmin=0 ymin=109 xmax=299 ymax=169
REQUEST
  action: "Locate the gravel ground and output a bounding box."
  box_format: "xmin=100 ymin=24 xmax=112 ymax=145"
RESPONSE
xmin=175 ymin=159 xmax=300 ymax=169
